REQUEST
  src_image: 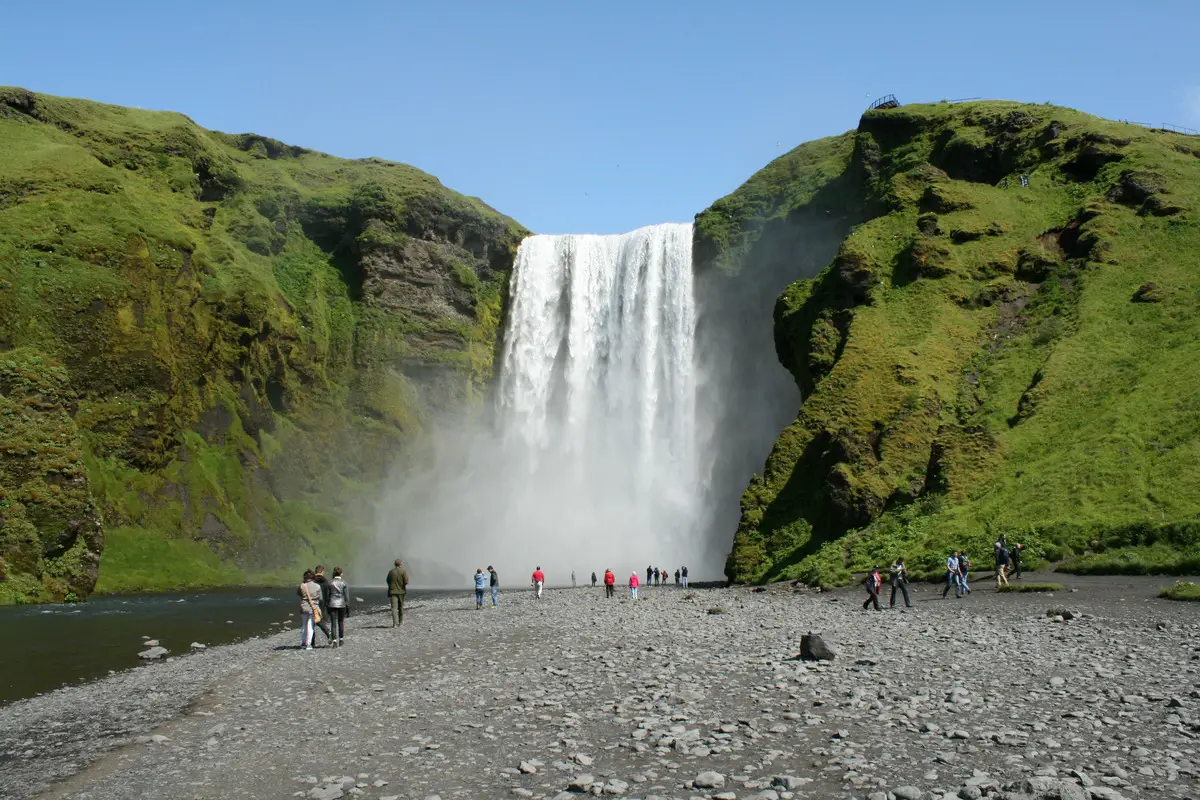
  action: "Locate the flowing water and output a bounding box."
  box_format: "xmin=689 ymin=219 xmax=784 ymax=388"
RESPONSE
xmin=373 ymin=223 xmax=709 ymax=584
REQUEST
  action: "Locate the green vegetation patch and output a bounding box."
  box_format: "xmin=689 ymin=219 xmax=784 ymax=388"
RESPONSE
xmin=716 ymin=100 xmax=1200 ymax=585
xmin=998 ymin=582 xmax=1064 ymax=593
xmin=0 ymin=87 xmax=527 ymax=600
xmin=1159 ymin=581 xmax=1200 ymax=601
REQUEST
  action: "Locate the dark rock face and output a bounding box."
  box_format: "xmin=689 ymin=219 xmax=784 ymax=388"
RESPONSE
xmin=800 ymin=632 xmax=836 ymax=661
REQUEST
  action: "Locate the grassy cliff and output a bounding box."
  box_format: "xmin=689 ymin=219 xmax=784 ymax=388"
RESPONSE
xmin=0 ymin=88 xmax=527 ymax=602
xmin=701 ymin=101 xmax=1200 ymax=585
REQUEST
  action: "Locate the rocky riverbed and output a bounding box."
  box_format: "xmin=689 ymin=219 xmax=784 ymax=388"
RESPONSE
xmin=2 ymin=575 xmax=1198 ymax=800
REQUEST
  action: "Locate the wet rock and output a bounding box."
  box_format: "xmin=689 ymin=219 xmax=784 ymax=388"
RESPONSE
xmin=799 ymin=633 xmax=836 ymax=661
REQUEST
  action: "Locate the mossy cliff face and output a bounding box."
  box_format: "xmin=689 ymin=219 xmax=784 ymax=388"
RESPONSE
xmin=709 ymin=101 xmax=1200 ymax=585
xmin=0 ymin=88 xmax=526 ymax=602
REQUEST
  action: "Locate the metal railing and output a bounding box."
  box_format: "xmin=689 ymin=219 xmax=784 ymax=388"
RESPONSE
xmin=868 ymin=94 xmax=899 ymax=110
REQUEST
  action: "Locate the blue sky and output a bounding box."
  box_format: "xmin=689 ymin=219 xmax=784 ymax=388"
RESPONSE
xmin=4 ymin=1 xmax=1199 ymax=234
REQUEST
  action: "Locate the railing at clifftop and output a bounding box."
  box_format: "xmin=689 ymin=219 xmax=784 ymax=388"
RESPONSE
xmin=868 ymin=94 xmax=899 ymax=110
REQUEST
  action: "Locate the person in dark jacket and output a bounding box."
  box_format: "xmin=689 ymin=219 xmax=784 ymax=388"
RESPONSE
xmin=862 ymin=567 xmax=883 ymax=611
xmin=590 ymin=571 xmax=597 ymax=588
xmin=681 ymin=566 xmax=688 ymax=588
xmin=326 ymin=567 xmax=350 ymax=647
xmin=312 ymin=565 xmax=332 ymax=645
xmin=995 ymin=543 xmax=1011 ymax=588
xmin=1010 ymin=543 xmax=1023 ymax=578
xmin=889 ymin=558 xmax=911 ymax=608
xmin=387 ymin=559 xmax=409 ymax=627
xmin=646 ymin=566 xmax=652 ymax=586
xmin=488 ymin=565 xmax=499 ymax=607
xmin=957 ymin=553 xmax=972 ymax=595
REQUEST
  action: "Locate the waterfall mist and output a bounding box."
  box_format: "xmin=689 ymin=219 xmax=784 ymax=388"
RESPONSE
xmin=370 ymin=224 xmax=711 ymax=587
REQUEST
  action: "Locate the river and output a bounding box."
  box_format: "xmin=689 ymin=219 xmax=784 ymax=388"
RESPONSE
xmin=0 ymin=586 xmax=446 ymax=705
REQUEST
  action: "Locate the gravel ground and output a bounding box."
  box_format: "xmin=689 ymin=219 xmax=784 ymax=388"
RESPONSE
xmin=2 ymin=574 xmax=1198 ymax=800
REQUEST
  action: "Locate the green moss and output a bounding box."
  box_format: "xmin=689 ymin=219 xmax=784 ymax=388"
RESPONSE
xmin=94 ymin=525 xmax=238 ymax=593
xmin=998 ymin=582 xmax=1064 ymax=593
xmin=1159 ymin=580 xmax=1200 ymax=601
xmin=721 ymin=100 xmax=1200 ymax=585
xmin=0 ymin=87 xmax=528 ymax=599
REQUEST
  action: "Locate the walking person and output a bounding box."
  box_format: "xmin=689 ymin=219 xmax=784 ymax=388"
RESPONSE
xmin=488 ymin=565 xmax=499 ymax=607
xmin=604 ymin=568 xmax=615 ymax=598
xmin=326 ymin=567 xmax=350 ymax=647
xmin=473 ymin=568 xmax=487 ymax=609
xmin=298 ymin=570 xmax=323 ymax=650
xmin=888 ymin=557 xmax=911 ymax=608
xmin=531 ymin=566 xmax=545 ymax=599
xmin=958 ymin=553 xmax=972 ymax=595
xmin=387 ymin=558 xmax=409 ymax=628
xmin=681 ymin=566 xmax=688 ymax=588
xmin=312 ymin=565 xmax=333 ymax=645
xmin=571 ymin=570 xmax=577 ymax=588
xmin=629 ymin=570 xmax=640 ymax=600
xmin=1010 ymin=543 xmax=1023 ymax=578
xmin=590 ymin=571 xmax=597 ymax=588
xmin=942 ymin=551 xmax=962 ymax=599
xmin=862 ymin=566 xmax=883 ymax=611
xmin=995 ymin=543 xmax=1011 ymax=588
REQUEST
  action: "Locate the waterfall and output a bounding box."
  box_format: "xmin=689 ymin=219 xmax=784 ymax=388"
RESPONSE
xmin=368 ymin=223 xmax=707 ymax=586
xmin=494 ymin=223 xmax=701 ymax=571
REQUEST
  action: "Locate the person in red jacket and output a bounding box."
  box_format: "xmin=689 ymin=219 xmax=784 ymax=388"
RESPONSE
xmin=629 ymin=571 xmax=640 ymax=600
xmin=603 ymin=568 xmax=615 ymax=599
xmin=531 ymin=566 xmax=545 ymax=600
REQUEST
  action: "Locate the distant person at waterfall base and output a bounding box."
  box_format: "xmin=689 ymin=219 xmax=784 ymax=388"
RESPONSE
xmin=646 ymin=566 xmax=652 ymax=586
xmin=995 ymin=543 xmax=1011 ymax=588
xmin=387 ymin=559 xmax=409 ymax=628
xmin=889 ymin=557 xmax=911 ymax=608
xmin=957 ymin=553 xmax=972 ymax=595
xmin=1010 ymin=543 xmax=1023 ymax=578
xmin=943 ymin=552 xmax=962 ymax=599
xmin=591 ymin=571 xmax=597 ymax=588
xmin=629 ymin=571 xmax=640 ymax=600
xmin=681 ymin=566 xmax=688 ymax=588
xmin=531 ymin=566 xmax=545 ymax=599
xmin=604 ymin=569 xmax=615 ymax=598
xmin=473 ymin=568 xmax=487 ymax=609
xmin=326 ymin=567 xmax=350 ymax=647
xmin=298 ymin=570 xmax=322 ymax=650
xmin=862 ymin=567 xmax=882 ymax=611
xmin=653 ymin=567 xmax=660 ymax=586
xmin=488 ymin=565 xmax=499 ymax=607
xmin=674 ymin=569 xmax=680 ymax=586
xmin=572 ymin=570 xmax=577 ymax=588
xmin=312 ymin=565 xmax=333 ymax=645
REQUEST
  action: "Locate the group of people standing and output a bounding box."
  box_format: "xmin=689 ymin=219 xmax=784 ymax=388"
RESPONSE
xmin=860 ymin=536 xmax=1028 ymax=611
xmin=296 ymin=564 xmax=351 ymax=649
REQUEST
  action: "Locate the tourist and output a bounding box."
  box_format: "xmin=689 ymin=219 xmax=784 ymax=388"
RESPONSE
xmin=591 ymin=571 xmax=597 ymax=588
xmin=629 ymin=570 xmax=640 ymax=600
xmin=531 ymin=565 xmax=545 ymax=599
xmin=681 ymin=566 xmax=688 ymax=588
xmin=674 ymin=568 xmax=680 ymax=586
xmin=958 ymin=553 xmax=972 ymax=595
xmin=862 ymin=566 xmax=882 ymax=611
xmin=1010 ymin=543 xmax=1023 ymax=578
xmin=571 ymin=570 xmax=577 ymax=588
xmin=653 ymin=567 xmax=660 ymax=586
xmin=646 ymin=565 xmax=652 ymax=587
xmin=995 ymin=543 xmax=1011 ymax=588
xmin=942 ymin=551 xmax=962 ymax=599
xmin=326 ymin=567 xmax=350 ymax=647
xmin=488 ymin=565 xmax=499 ymax=607
xmin=888 ymin=557 xmax=911 ymax=608
xmin=604 ymin=568 xmax=615 ymax=598
xmin=312 ymin=565 xmax=333 ymax=645
xmin=387 ymin=558 xmax=409 ymax=628
xmin=298 ymin=569 xmax=322 ymax=650
xmin=473 ymin=568 xmax=487 ymax=609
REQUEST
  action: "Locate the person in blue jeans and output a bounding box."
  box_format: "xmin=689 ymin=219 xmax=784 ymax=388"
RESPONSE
xmin=942 ymin=552 xmax=962 ymax=598
xmin=473 ymin=568 xmax=487 ymax=609
xmin=487 ymin=565 xmax=499 ymax=607
xmin=957 ymin=553 xmax=972 ymax=595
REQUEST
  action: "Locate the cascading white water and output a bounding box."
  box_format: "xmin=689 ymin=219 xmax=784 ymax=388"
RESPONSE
xmin=368 ymin=223 xmax=709 ymax=586
xmin=496 ymin=224 xmax=699 ymax=566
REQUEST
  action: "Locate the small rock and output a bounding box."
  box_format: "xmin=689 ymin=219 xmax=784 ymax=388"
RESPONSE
xmin=799 ymin=633 xmax=836 ymax=661
xmin=893 ymin=786 xmax=924 ymax=800
xmin=137 ymin=646 xmax=169 ymax=660
xmin=694 ymin=771 xmax=726 ymax=789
